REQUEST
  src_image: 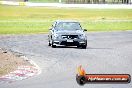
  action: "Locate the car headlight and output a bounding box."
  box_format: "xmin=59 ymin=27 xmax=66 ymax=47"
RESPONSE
xmin=53 ymin=34 xmax=59 ymax=39
xmin=79 ymin=34 xmax=85 ymax=39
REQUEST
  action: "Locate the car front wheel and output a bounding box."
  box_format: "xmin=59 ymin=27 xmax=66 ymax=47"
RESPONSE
xmin=77 ymin=45 xmax=87 ymax=49
xmin=81 ymin=45 xmax=87 ymax=49
xmin=51 ymin=41 xmax=56 ymax=48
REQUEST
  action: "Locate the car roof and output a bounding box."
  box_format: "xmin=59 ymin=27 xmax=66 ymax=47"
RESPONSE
xmin=55 ymin=20 xmax=79 ymax=23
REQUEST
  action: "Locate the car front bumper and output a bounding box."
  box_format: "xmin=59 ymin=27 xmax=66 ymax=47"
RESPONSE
xmin=53 ymin=39 xmax=87 ymax=46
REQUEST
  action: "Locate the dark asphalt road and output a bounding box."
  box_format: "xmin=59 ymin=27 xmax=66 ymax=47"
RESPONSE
xmin=0 ymin=31 xmax=132 ymax=88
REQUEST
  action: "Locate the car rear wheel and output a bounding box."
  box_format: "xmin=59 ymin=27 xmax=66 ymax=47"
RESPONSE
xmin=48 ymin=41 xmax=51 ymax=46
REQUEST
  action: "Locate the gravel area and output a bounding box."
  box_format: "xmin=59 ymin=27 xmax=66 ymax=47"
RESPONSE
xmin=0 ymin=48 xmax=32 ymax=77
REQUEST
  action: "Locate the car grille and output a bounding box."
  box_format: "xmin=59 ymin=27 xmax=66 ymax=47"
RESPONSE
xmin=60 ymin=41 xmax=79 ymax=46
xmin=61 ymin=35 xmax=78 ymax=39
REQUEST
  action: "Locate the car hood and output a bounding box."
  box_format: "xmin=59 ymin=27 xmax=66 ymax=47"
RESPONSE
xmin=54 ymin=30 xmax=84 ymax=35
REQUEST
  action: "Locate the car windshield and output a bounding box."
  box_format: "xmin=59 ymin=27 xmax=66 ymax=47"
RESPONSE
xmin=55 ymin=22 xmax=82 ymax=30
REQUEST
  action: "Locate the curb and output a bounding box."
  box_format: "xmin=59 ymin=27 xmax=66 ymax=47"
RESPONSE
xmin=0 ymin=49 xmax=41 ymax=83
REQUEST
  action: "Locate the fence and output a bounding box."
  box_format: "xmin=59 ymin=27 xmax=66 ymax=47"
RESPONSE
xmin=65 ymin=0 xmax=131 ymax=4
xmin=29 ymin=0 xmax=132 ymax=4
xmin=0 ymin=0 xmax=131 ymax=4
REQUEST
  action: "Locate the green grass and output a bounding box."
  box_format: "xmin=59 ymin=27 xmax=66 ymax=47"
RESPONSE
xmin=0 ymin=5 xmax=132 ymax=34
xmin=29 ymin=0 xmax=59 ymax=3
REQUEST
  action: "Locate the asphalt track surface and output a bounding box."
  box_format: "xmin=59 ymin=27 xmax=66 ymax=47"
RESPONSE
xmin=0 ymin=31 xmax=132 ymax=88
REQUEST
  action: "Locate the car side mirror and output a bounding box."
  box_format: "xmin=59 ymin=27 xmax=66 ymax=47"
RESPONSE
xmin=49 ymin=28 xmax=52 ymax=30
xmin=84 ymin=29 xmax=87 ymax=31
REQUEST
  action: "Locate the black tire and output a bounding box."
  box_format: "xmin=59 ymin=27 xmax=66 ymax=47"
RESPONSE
xmin=51 ymin=42 xmax=56 ymax=48
xmin=77 ymin=45 xmax=87 ymax=49
xmin=82 ymin=41 xmax=87 ymax=49
xmin=82 ymin=45 xmax=87 ymax=49
xmin=48 ymin=41 xmax=51 ymax=46
xmin=77 ymin=45 xmax=81 ymax=48
xmin=52 ymin=45 xmax=56 ymax=48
